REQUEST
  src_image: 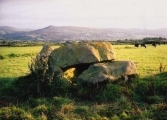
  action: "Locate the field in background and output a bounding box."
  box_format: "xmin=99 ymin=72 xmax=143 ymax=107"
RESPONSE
xmin=0 ymin=44 xmax=167 ymax=80
xmin=0 ymin=46 xmax=59 ymax=80
xmin=114 ymin=44 xmax=167 ymax=77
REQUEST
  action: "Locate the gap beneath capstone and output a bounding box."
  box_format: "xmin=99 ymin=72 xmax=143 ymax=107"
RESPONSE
xmin=62 ymin=63 xmax=93 ymax=77
xmin=62 ymin=60 xmax=113 ymax=83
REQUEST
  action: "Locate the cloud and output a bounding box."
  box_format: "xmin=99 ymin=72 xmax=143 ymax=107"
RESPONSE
xmin=0 ymin=0 xmax=167 ymax=29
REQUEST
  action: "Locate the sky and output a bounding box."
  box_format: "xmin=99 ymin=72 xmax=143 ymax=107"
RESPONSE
xmin=0 ymin=0 xmax=167 ymax=29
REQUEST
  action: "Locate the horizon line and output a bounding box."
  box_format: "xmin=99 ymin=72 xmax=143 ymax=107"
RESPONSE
xmin=1 ymin=25 xmax=167 ymax=30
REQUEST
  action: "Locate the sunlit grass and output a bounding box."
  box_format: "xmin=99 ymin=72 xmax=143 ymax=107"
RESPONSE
xmin=0 ymin=44 xmax=166 ymax=80
xmin=0 ymin=46 xmax=59 ymax=79
xmin=113 ymin=44 xmax=167 ymax=77
xmin=0 ymin=46 xmax=42 ymax=56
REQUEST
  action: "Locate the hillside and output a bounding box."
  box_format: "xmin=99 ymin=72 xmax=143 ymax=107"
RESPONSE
xmin=0 ymin=26 xmax=31 ymax=34
xmin=0 ymin=26 xmax=32 ymax=40
xmin=1 ymin=25 xmax=167 ymax=41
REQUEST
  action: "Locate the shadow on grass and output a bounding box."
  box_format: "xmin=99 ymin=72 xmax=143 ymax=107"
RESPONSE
xmin=0 ymin=72 xmax=166 ymax=103
xmin=0 ymin=77 xmax=15 ymax=86
xmin=0 ymin=72 xmax=167 ymax=119
xmin=133 ymin=72 xmax=167 ymax=105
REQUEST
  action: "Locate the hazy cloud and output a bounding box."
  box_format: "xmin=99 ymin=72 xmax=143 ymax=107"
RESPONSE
xmin=0 ymin=0 xmax=167 ymax=29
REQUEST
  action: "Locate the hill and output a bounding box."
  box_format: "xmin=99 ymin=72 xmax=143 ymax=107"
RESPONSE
xmin=0 ymin=26 xmax=31 ymax=34
xmin=1 ymin=25 xmax=167 ymax=41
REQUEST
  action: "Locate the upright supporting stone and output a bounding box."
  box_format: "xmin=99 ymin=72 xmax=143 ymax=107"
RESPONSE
xmin=34 ymin=45 xmax=52 ymax=73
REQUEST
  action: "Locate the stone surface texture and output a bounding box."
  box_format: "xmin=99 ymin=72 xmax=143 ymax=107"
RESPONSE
xmin=49 ymin=42 xmax=115 ymax=72
xmin=77 ymin=61 xmax=138 ymax=85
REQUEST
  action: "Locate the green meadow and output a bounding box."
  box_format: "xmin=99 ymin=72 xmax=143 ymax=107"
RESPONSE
xmin=0 ymin=44 xmax=166 ymax=79
xmin=0 ymin=44 xmax=167 ymax=119
xmin=114 ymin=45 xmax=167 ymax=77
xmin=0 ymin=46 xmax=59 ymax=79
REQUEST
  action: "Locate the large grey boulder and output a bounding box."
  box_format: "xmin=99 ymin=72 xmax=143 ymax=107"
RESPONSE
xmin=49 ymin=42 xmax=115 ymax=73
xmin=77 ymin=61 xmax=138 ymax=85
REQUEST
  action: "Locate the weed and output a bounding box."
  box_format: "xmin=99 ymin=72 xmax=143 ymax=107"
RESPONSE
xmin=159 ymin=62 xmax=167 ymax=72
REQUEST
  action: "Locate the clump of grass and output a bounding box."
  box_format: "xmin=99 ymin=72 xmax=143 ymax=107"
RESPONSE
xmin=133 ymin=73 xmax=167 ymax=104
xmin=77 ymin=81 xmax=108 ymax=101
xmin=0 ymin=106 xmax=32 ymax=120
xmin=75 ymin=106 xmax=89 ymax=115
xmin=8 ymin=53 xmax=20 ymax=58
xmin=52 ymin=96 xmax=73 ymax=106
xmin=22 ymin=53 xmax=35 ymax=57
xmin=0 ymin=54 xmax=5 ymax=59
xmin=32 ymin=104 xmax=48 ymax=116
xmin=150 ymin=103 xmax=167 ymax=119
xmin=95 ymin=84 xmax=123 ymax=102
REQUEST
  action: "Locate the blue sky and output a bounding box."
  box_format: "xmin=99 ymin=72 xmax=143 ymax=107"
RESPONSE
xmin=0 ymin=0 xmax=167 ymax=29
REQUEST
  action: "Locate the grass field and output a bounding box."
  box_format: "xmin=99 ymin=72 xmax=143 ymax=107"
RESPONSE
xmin=0 ymin=46 xmax=59 ymax=80
xmin=114 ymin=44 xmax=167 ymax=77
xmin=0 ymin=44 xmax=167 ymax=119
xmin=0 ymin=44 xmax=167 ymax=80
